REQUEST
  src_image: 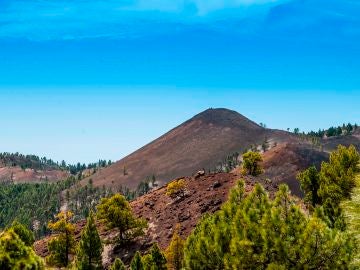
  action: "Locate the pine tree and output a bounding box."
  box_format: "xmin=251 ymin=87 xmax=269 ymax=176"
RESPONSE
xmin=319 ymin=145 xmax=360 ymax=202
xmin=130 ymin=251 xmax=143 ymax=270
xmin=46 ymin=211 xmax=76 ymax=267
xmin=297 ymin=166 xmax=321 ymax=207
xmin=165 ymin=225 xmax=185 ymax=270
xmin=97 ymin=194 xmax=147 ymax=243
xmin=142 ymin=243 xmax=167 ymax=270
xmin=110 ymin=258 xmax=126 ymax=270
xmin=77 ymin=211 xmax=103 ymax=270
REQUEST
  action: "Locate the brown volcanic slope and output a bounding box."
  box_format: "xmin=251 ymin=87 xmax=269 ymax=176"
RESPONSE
xmin=83 ymin=108 xmax=297 ymax=190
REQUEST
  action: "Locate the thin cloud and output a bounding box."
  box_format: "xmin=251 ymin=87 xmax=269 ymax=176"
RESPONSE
xmin=0 ymin=0 xmax=288 ymax=40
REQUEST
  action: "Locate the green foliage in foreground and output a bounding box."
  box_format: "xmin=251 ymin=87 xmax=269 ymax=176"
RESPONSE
xmin=184 ymin=180 xmax=356 ymax=269
xmin=318 ymin=145 xmax=360 ymax=203
xmin=142 ymin=243 xmax=167 ymax=270
xmin=0 ymin=229 xmax=44 ymax=270
xmin=9 ymin=220 xmax=35 ymax=247
xmin=129 ymin=243 xmax=167 ymax=270
xmin=298 ymin=145 xmax=360 ymax=229
xmin=342 ymin=174 xmax=360 ymax=268
xmin=165 ymin=225 xmax=185 ymax=270
xmin=130 ymin=251 xmax=143 ymax=270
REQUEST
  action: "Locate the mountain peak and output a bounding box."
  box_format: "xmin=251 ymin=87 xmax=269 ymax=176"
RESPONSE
xmin=191 ymin=108 xmax=262 ymax=130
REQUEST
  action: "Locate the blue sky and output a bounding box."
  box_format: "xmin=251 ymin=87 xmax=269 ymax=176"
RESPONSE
xmin=0 ymin=0 xmax=359 ymax=163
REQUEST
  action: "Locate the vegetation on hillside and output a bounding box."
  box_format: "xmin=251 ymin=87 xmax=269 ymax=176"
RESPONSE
xmin=0 ymin=175 xmax=113 ymax=239
xmin=306 ymin=123 xmax=358 ymax=138
xmin=97 ymin=194 xmax=147 ymax=243
xmin=0 ymin=152 xmax=112 ymax=175
xmin=0 ymin=152 xmax=61 ymax=171
xmin=0 ymin=177 xmax=76 ymax=238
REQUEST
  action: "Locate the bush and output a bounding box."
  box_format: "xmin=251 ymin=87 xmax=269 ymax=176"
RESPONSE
xmin=9 ymin=221 xmax=35 ymax=247
xmin=242 ymin=151 xmax=263 ymax=176
xmin=166 ymin=179 xmax=186 ymax=198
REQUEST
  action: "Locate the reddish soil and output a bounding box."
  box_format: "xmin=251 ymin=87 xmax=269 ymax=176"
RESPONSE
xmin=0 ymin=166 xmax=69 ymax=183
xmin=35 ymin=172 xmax=278 ymax=267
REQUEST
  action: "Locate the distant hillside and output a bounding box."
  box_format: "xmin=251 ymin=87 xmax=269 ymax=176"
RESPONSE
xmin=0 ymin=152 xmax=69 ymax=183
xmin=0 ymin=152 xmax=112 ymax=183
xmin=0 ymin=152 xmax=61 ymax=171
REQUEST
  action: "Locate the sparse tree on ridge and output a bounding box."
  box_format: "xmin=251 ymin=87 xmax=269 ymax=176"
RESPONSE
xmin=97 ymin=194 xmax=147 ymax=243
xmin=242 ymin=151 xmax=263 ymax=176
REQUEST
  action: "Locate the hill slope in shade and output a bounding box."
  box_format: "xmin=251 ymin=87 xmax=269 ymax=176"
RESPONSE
xmin=83 ymin=108 xmax=296 ymax=189
xmin=260 ymin=142 xmax=329 ymax=196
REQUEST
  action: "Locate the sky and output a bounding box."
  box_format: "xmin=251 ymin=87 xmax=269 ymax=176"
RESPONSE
xmin=0 ymin=0 xmax=359 ymax=163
